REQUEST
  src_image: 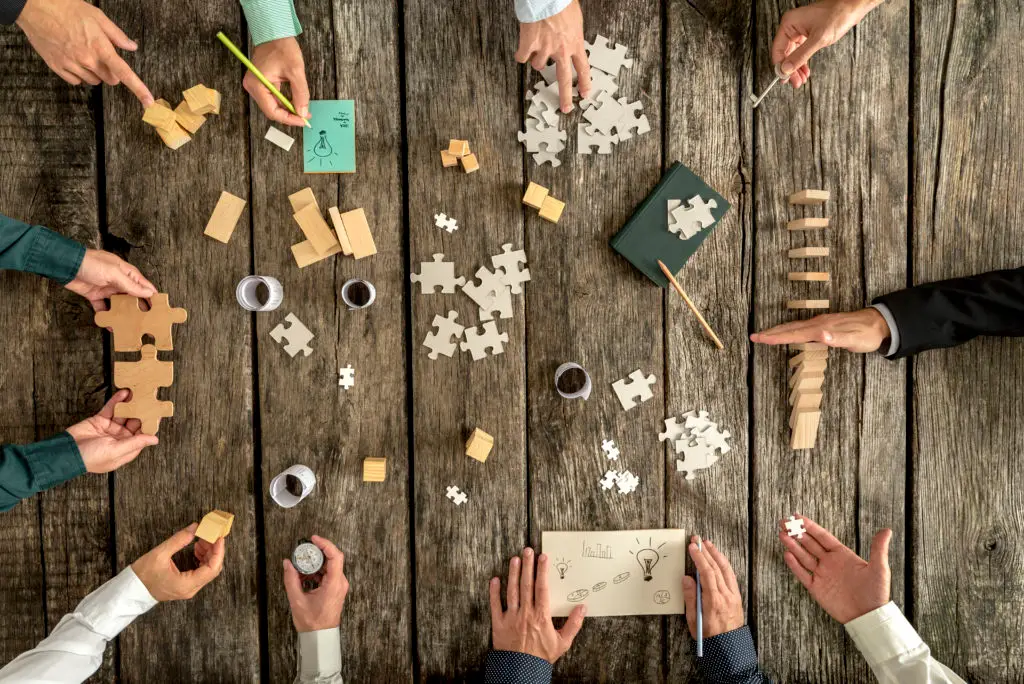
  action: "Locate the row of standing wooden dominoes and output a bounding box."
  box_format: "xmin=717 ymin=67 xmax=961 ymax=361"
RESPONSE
xmin=786 ymin=188 xmax=830 ymax=449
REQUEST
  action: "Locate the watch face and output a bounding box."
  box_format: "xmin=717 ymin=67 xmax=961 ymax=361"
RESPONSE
xmin=292 ymin=542 xmax=325 ymax=575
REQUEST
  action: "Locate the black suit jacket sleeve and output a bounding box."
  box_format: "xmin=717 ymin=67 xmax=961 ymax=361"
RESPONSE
xmin=0 ymin=0 xmax=27 ymax=24
xmin=872 ymin=267 xmax=1024 ymax=358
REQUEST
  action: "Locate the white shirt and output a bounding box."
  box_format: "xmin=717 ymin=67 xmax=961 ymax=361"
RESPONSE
xmin=846 ymin=602 xmax=965 ymax=684
xmin=515 ymin=0 xmax=571 ymax=22
xmin=0 ymin=568 xmax=344 ymax=684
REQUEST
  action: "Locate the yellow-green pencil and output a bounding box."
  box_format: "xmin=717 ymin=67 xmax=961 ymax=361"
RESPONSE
xmin=215 ymin=31 xmax=310 ymax=127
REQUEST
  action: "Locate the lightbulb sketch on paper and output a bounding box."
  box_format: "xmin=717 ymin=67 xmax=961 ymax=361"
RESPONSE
xmin=542 ymin=529 xmax=687 ymax=617
xmin=303 ymin=100 xmax=356 ymax=174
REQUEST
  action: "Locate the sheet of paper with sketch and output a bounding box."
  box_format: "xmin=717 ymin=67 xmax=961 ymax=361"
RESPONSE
xmin=304 ymin=100 xmax=356 ymax=173
xmin=542 ymin=529 xmax=687 ymax=617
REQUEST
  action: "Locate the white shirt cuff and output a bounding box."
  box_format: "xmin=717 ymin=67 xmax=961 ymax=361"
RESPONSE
xmin=515 ymin=0 xmax=572 ymax=22
xmin=844 ymin=601 xmax=923 ymax=666
xmin=869 ymin=303 xmax=900 ymax=357
xmin=76 ymin=567 xmax=158 ymax=638
xmin=298 ymin=628 xmax=341 ymax=677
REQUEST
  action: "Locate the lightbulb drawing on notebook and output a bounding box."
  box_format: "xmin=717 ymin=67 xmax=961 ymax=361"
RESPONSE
xmin=307 ymin=130 xmax=338 ymax=168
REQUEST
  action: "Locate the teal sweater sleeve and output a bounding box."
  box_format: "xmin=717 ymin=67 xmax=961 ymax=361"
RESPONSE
xmin=0 ymin=213 xmax=86 ymax=284
xmin=240 ymin=0 xmax=302 ymax=46
xmin=0 ymin=433 xmax=86 ymax=512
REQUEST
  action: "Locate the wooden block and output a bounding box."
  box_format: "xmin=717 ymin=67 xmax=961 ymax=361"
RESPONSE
xmin=95 ymin=294 xmax=188 ymax=352
xmin=173 ymin=101 xmax=206 ymax=134
xmin=196 ymin=510 xmax=234 ymax=543
xmin=112 ymin=344 xmax=174 ymax=434
xmin=340 ymin=208 xmax=376 ymax=259
xmin=789 ymin=350 xmax=828 ymax=367
xmin=790 ymin=342 xmax=828 ymax=351
xmin=155 ymin=122 xmax=192 ymax=150
xmin=448 ymin=139 xmax=470 ymax=157
xmin=204 ymin=86 xmax=222 ymax=115
xmin=792 ymin=359 xmax=827 ymax=375
xmin=328 ymin=207 xmax=354 ymax=255
xmin=788 ymin=189 xmax=830 ymax=205
xmin=788 ymin=272 xmax=831 ymax=282
xmin=203 ymin=191 xmax=246 ymax=244
xmin=293 ymin=203 xmax=340 ymax=256
xmin=522 ymin=182 xmax=549 ymax=209
xmin=538 ymin=196 xmax=565 ymax=223
xmin=465 ymin=428 xmax=494 ymax=463
xmin=790 ymin=410 xmax=821 ymax=449
xmin=787 ymin=299 xmax=830 ymax=310
xmin=183 ymin=84 xmax=217 ymax=115
xmin=142 ymin=102 xmax=177 ymax=132
xmin=288 ymin=187 xmax=319 ymax=213
xmin=790 ymin=390 xmax=823 ymax=410
xmin=789 ymin=366 xmax=825 ymax=388
xmin=460 ymin=152 xmax=480 ymax=174
xmin=788 ymin=375 xmax=825 ymax=403
xmin=440 ymin=149 xmax=458 ymax=167
xmin=362 ymin=458 xmax=387 ymax=482
xmin=291 ymin=240 xmax=343 ymax=268
xmin=787 ymin=217 xmax=830 ymax=231
xmin=788 ymin=247 xmax=830 ymax=258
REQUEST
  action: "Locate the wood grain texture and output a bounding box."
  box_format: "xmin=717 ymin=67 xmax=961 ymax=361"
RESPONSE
xmin=751 ymin=0 xmax=907 ymax=678
xmin=101 ymin=1 xmax=259 ymax=680
xmin=0 ymin=25 xmax=111 ymax=678
xmin=664 ymin=0 xmax=752 ymax=678
xmin=525 ymin=2 xmax=664 ymax=680
xmin=252 ymin=0 xmax=412 ymax=680
xmin=404 ymin=0 xmax=526 ymax=678
xmin=912 ymin=2 xmax=1024 ymax=679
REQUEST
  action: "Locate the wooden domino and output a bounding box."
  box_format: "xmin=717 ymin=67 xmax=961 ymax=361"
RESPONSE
xmin=789 ymin=365 xmax=825 ymax=388
xmin=465 ymin=428 xmax=494 ymax=463
xmin=789 ymin=375 xmax=825 ymax=403
xmin=328 ymin=207 xmax=354 ymax=255
xmin=787 ymin=299 xmax=830 ymax=310
xmin=789 ymin=350 xmax=828 ymax=368
xmin=173 ymin=101 xmax=206 ymax=134
xmin=522 ymin=182 xmax=549 ymax=209
xmin=790 ymin=409 xmax=821 ymax=449
xmin=291 ymin=240 xmax=343 ymax=268
xmin=183 ymin=84 xmax=220 ymax=115
xmin=788 ymin=272 xmax=831 ymax=282
xmin=787 ymin=218 xmax=829 ymax=231
xmin=788 ymin=247 xmax=830 ymax=258
xmin=790 ymin=342 xmax=828 ymax=351
xmin=293 ymin=203 xmax=340 ymax=256
xmin=289 ymin=187 xmax=319 ymax=213
xmin=204 ymin=191 xmax=246 ymax=244
xmin=788 ymin=189 xmax=830 ymax=205
xmin=362 ymin=458 xmax=387 ymax=482
xmin=790 ymin=390 xmax=823 ymax=410
xmin=340 ymin=208 xmax=376 ymax=259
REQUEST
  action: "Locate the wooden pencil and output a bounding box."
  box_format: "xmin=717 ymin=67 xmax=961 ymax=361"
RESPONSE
xmin=657 ymin=260 xmax=724 ymax=351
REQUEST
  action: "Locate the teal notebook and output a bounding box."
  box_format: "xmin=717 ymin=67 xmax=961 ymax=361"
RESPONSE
xmin=610 ymin=161 xmax=730 ymax=287
xmin=303 ymin=100 xmax=356 ymax=173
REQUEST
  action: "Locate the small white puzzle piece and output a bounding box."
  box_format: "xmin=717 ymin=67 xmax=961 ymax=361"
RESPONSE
xmin=517 ymin=119 xmax=567 ymax=154
xmin=601 ymin=439 xmax=620 ymax=460
xmin=433 ymin=212 xmax=458 ymax=234
xmin=579 ymin=67 xmax=619 ymax=110
xmin=578 ymin=125 xmax=618 ymax=154
xmin=490 ymin=244 xmax=531 ymax=294
xmin=411 ymin=253 xmax=466 ymax=294
xmin=667 ymin=409 xmax=732 ymax=480
xmin=479 ymin=286 xmax=514 ymax=321
xmin=462 ymin=266 xmax=507 ymax=310
xmin=668 ymin=195 xmax=718 ymax=240
xmin=446 ymin=485 xmax=468 ymax=506
xmin=423 ymin=310 xmax=465 ymax=360
xmin=612 ymin=98 xmax=650 ymax=141
xmin=600 ymin=470 xmax=619 ymax=490
xmin=527 ymin=100 xmax=560 ymax=127
xmin=338 ymin=364 xmax=355 ymax=390
xmin=658 ymin=417 xmax=686 ymax=442
xmin=582 ymin=91 xmax=627 ymax=136
xmin=675 ymin=441 xmax=720 ymax=480
xmin=584 ymin=35 xmax=634 ymax=77
xmin=529 ymin=80 xmax=577 ymax=115
xmin=538 ymin=61 xmax=577 ymax=85
xmin=611 ymin=369 xmax=657 ymax=411
xmin=785 ymin=515 xmax=806 ymax=539
xmin=460 ymin=321 xmax=509 ymax=360
xmin=615 ymin=470 xmax=640 ymax=494
xmin=269 ymin=313 xmax=314 ymax=357
xmin=532 ymin=151 xmax=562 ymax=167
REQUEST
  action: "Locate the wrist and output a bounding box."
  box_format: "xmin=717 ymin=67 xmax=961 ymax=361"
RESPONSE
xmin=864 ymin=307 xmax=891 ymax=350
xmin=295 ymin=619 xmax=339 ymax=633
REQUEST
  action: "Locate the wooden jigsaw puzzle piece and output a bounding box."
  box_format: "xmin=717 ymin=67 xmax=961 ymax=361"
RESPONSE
xmin=112 ymin=345 xmax=175 ymax=435
xmin=94 ymin=294 xmax=188 ymax=352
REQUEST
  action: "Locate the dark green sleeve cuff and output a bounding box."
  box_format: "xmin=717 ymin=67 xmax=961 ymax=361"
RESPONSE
xmin=0 ymin=432 xmax=86 ymax=511
xmin=26 ymin=226 xmax=86 ymax=284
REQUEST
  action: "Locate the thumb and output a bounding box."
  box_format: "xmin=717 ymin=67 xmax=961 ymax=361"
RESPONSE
xmin=780 ymin=32 xmax=828 ymax=76
xmin=158 ymin=523 xmax=199 ymax=556
xmin=869 ymin=529 xmax=892 ymax=571
xmin=115 ymin=266 xmax=157 ymax=298
xmin=558 ymin=604 xmax=586 ymax=646
xmin=282 ymin=558 xmax=304 ymax=601
xmin=681 ymin=576 xmax=698 ymax=637
xmin=288 ymin=67 xmax=311 ymax=122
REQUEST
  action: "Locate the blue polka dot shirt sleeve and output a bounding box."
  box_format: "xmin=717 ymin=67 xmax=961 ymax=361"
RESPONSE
xmin=697 ymin=626 xmax=773 ymax=683
xmin=484 ymin=650 xmax=553 ymax=684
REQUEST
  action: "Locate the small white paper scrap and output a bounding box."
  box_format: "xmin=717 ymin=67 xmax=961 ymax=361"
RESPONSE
xmin=265 ymin=126 xmax=295 ymax=152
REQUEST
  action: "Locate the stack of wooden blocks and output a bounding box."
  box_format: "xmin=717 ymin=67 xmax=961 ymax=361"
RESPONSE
xmin=143 ymin=84 xmax=222 ymax=150
xmin=441 ymin=139 xmax=480 ymax=174
xmin=522 ymin=182 xmax=565 ymax=224
xmin=785 ymin=187 xmax=830 ymax=449
xmin=288 ymin=187 xmax=377 ymax=268
xmin=196 ymin=509 xmax=234 ymax=543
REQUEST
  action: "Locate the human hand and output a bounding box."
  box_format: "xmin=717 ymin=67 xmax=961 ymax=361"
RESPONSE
xmin=489 ymin=548 xmax=585 ymax=664
xmin=750 ymin=308 xmax=890 ymax=353
xmin=681 ymin=537 xmax=745 ymax=638
xmin=772 ymin=0 xmax=881 ymax=87
xmin=66 ymin=390 xmax=159 ymax=474
xmin=132 ymin=522 xmax=226 ymax=601
xmin=515 ymin=0 xmax=591 ymax=113
xmin=283 ymin=536 xmax=349 ymax=632
xmin=66 ymin=249 xmax=157 ymax=312
xmin=245 ymin=37 xmax=310 ymax=127
xmin=779 ymin=515 xmax=891 ymax=624
xmin=15 ymin=0 xmax=153 ymax=105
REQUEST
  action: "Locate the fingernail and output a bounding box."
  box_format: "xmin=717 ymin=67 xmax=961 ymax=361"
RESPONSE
xmin=538 ymin=553 xmax=547 ymax=561
xmin=781 ymin=61 xmax=794 ymax=75
xmin=187 ymin=522 xmax=198 ymax=532
xmin=282 ymin=558 xmax=289 ymax=569
xmin=491 ymin=577 xmax=499 ymax=585
xmin=512 ymin=557 xmax=520 ymax=565
xmin=299 ymin=106 xmax=309 ymax=118
xmin=580 ymin=605 xmax=588 ymax=616
xmin=524 ymin=547 xmax=533 ymax=556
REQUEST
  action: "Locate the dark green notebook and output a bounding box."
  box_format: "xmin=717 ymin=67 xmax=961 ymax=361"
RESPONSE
xmin=610 ymin=161 xmax=730 ymax=287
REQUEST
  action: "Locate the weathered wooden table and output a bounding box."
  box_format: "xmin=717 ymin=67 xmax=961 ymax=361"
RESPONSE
xmin=2 ymin=0 xmax=1022 ymax=681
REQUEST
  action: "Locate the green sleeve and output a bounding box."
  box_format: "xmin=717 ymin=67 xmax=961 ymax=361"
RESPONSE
xmin=0 ymin=213 xmax=86 ymax=284
xmin=241 ymin=0 xmax=302 ymax=46
xmin=0 ymin=432 xmax=86 ymax=512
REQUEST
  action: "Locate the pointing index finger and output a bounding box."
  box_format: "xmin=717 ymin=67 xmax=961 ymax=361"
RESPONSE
xmin=555 ymin=56 xmax=574 ymax=112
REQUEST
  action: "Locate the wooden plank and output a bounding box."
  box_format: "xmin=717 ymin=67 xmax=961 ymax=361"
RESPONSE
xmin=251 ymin=0 xmax=412 ymax=680
xmin=404 ymin=0 xmax=525 ymax=678
xmin=102 ymin=0 xmax=259 ymax=679
xmin=664 ymin=0 xmax=752 ymax=679
xmin=752 ymin=0 xmax=908 ymax=677
xmin=525 ymin=2 xmax=664 ymax=680
xmin=912 ymin=2 xmax=1024 ymax=679
xmin=0 ymin=28 xmax=112 ymax=678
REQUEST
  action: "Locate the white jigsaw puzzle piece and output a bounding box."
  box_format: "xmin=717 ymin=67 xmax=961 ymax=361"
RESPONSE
xmin=269 ymin=313 xmax=314 ymax=357
xmin=422 ymin=311 xmax=465 ymax=360
xmin=433 ymin=212 xmax=458 ymax=234
xmin=581 ymin=91 xmax=626 ymax=136
xmin=611 ymin=369 xmax=657 ymax=411
xmin=460 ymin=321 xmax=509 ymax=361
xmin=584 ymin=35 xmax=634 ymax=77
xmin=479 ymin=286 xmax=514 ymax=321
xmin=532 ymin=151 xmax=562 ymax=167
xmin=579 ymin=67 xmax=619 ymax=110
xmin=517 ymin=118 xmax=568 ymax=154
xmin=668 ymin=195 xmax=718 ymax=240
xmin=659 ymin=417 xmax=686 ymax=442
xmin=490 ymin=243 xmax=531 ymax=294
xmin=785 ymin=515 xmax=806 ymax=539
xmin=462 ymin=266 xmax=507 ymax=310
xmin=578 ymin=125 xmax=618 ymax=154
xmin=338 ymin=364 xmax=355 ymax=390
xmin=410 ymin=253 xmax=466 ymax=294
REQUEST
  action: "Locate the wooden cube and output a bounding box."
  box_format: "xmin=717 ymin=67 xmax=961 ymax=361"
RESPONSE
xmin=538 ymin=196 xmax=565 ymax=223
xmin=440 ymin=150 xmax=458 ymax=168
xmin=787 ymin=217 xmax=829 ymax=231
xmin=448 ymin=139 xmax=470 ymax=158
xmin=195 ymin=510 xmax=234 ymax=543
xmin=183 ymin=84 xmax=218 ymax=115
xmin=465 ymin=428 xmax=494 ymax=463
xmin=460 ymin=153 xmax=480 ymax=174
xmin=142 ymin=102 xmax=177 ymax=132
xmin=155 ymin=122 xmax=192 ymax=150
xmin=174 ymin=101 xmax=206 ymax=134
xmin=787 ymin=299 xmax=830 ymax=310
xmin=788 ymin=189 xmax=830 ymax=205
xmin=363 ymin=458 xmax=387 ymax=482
xmin=788 ymin=272 xmax=830 ymax=282
xmin=522 ymin=182 xmax=550 ymax=209
xmin=788 ymin=247 xmax=830 ymax=258
xmin=790 ymin=410 xmax=821 ymax=449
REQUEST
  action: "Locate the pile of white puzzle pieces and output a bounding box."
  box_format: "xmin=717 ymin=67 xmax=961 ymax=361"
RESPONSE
xmin=659 ymin=410 xmax=732 ymax=480
xmin=519 ymin=35 xmax=651 ymax=167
